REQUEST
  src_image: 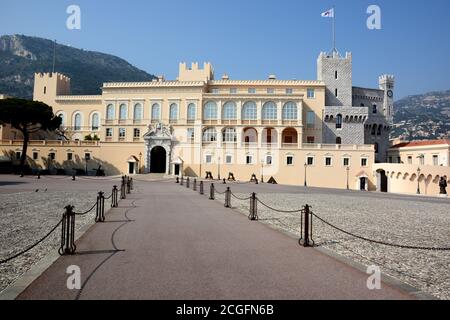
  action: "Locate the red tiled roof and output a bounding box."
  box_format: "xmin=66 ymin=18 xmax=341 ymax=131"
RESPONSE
xmin=391 ymin=139 xmax=450 ymax=149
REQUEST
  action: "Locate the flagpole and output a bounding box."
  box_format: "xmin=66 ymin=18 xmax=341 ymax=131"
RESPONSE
xmin=332 ymin=6 xmax=336 ymax=53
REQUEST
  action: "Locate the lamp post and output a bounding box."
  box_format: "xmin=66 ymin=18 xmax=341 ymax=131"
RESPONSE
xmin=416 ymin=167 xmax=421 ymax=195
xmin=260 ymin=159 xmax=264 ymax=183
xmin=139 ymin=152 xmax=142 ymax=174
xmin=346 ymin=166 xmax=350 ymax=190
xmin=304 ymin=163 xmax=308 ymax=187
xmin=217 ymin=156 xmax=221 ymax=180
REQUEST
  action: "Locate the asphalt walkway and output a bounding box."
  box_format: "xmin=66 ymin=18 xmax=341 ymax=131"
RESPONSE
xmin=18 ymin=179 xmax=415 ymax=300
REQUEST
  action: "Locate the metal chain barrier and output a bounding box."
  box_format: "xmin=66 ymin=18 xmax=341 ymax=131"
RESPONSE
xmin=256 ymin=197 xmax=304 ymax=214
xmin=248 ymin=193 xmax=258 ymax=221
xmin=73 ymin=201 xmax=98 ymax=216
xmin=209 ymin=183 xmax=215 ymax=200
xmin=310 ymin=212 xmax=450 ymax=251
xmin=0 ymin=218 xmax=63 ymax=264
xmin=95 ymin=191 xmax=105 ymax=223
xmin=224 ymin=187 xmax=231 ymax=208
xmin=199 ymin=181 xmax=204 ymax=195
xmin=59 ymin=205 xmax=76 ymax=255
xmin=230 ymin=192 xmax=252 ymax=201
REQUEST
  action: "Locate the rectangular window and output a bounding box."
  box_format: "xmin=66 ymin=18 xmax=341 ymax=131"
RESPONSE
xmin=335 ymin=70 xmax=338 ymax=79
xmin=33 ymin=152 xmax=39 ymax=160
xmin=335 ymin=88 xmax=338 ymax=97
xmin=85 ymin=153 xmax=91 ymax=161
xmin=286 ymin=88 xmax=293 ymax=95
xmin=246 ymin=155 xmax=253 ymax=164
xmin=407 ymin=156 xmax=412 ymax=164
xmin=361 ymin=158 xmax=368 ymax=167
xmin=226 ymin=155 xmax=232 ymax=164
xmin=133 ymin=128 xmax=141 ymax=138
xmin=49 ymin=153 xmax=56 ymax=161
xmin=307 ymin=88 xmax=315 ymax=99
xmin=206 ymin=155 xmax=212 ymax=164
xmin=267 ymin=88 xmax=275 ymax=94
xmin=230 ymin=88 xmax=237 ymax=94
xmin=307 ymin=136 xmax=315 ymax=144
xmin=433 ymin=155 xmax=439 ymax=166
xmin=266 ymin=155 xmax=273 ymax=165
xmin=248 ymin=88 xmax=256 ymax=94
xmin=106 ymin=128 xmax=113 ymax=137
xmin=119 ymin=128 xmax=126 ymax=138
xmin=306 ymin=112 xmax=315 ymax=128
xmin=325 ymin=157 xmax=332 ymax=167
xmin=286 ymin=155 xmax=294 ymax=166
xmin=373 ymin=105 xmax=377 ymax=114
xmin=307 ymin=156 xmax=314 ymax=166
xmin=67 ymin=153 xmax=73 ymax=161
xmin=419 ymin=156 xmax=425 ymax=165
xmin=187 ymin=128 xmax=194 ymax=141
xmin=343 ymin=158 xmax=350 ymax=167
xmin=211 ymin=88 xmax=219 ymax=94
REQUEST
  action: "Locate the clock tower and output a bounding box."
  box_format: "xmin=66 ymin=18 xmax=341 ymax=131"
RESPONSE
xmin=379 ymin=74 xmax=395 ymax=125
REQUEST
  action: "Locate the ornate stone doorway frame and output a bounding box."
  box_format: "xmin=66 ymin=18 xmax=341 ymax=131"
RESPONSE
xmin=143 ymin=123 xmax=173 ymax=175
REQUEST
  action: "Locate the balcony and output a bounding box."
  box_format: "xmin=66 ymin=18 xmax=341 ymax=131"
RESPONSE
xmin=281 ymin=143 xmax=299 ymax=149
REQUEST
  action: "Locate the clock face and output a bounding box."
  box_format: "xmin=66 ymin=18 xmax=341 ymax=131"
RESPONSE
xmin=387 ymin=90 xmax=393 ymax=98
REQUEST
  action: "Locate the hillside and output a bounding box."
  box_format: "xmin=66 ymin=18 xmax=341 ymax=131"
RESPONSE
xmin=392 ymin=90 xmax=450 ymax=140
xmin=0 ymin=34 xmax=156 ymax=99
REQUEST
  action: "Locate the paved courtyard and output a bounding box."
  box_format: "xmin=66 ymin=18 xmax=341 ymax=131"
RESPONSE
xmin=0 ymin=175 xmax=120 ymax=293
xmin=0 ymin=175 xmax=421 ymax=300
xmin=207 ymin=180 xmax=450 ymax=300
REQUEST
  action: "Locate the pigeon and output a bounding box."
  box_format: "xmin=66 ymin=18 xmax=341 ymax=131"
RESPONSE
xmin=35 ymin=189 xmax=39 ymax=192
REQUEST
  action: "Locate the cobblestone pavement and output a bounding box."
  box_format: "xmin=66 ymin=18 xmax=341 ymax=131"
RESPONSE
xmin=212 ymin=189 xmax=450 ymax=300
xmin=0 ymin=176 xmax=116 ymax=294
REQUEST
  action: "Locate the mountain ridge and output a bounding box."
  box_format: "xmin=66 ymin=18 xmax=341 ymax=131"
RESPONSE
xmin=0 ymin=34 xmax=156 ymax=99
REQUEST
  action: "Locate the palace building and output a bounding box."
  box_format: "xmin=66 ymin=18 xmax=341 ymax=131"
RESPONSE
xmin=1 ymin=51 xmax=400 ymax=190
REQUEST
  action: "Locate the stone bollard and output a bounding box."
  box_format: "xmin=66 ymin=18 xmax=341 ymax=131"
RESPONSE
xmin=248 ymin=193 xmax=258 ymax=221
xmin=193 ymin=179 xmax=197 ymax=191
xmin=225 ymin=187 xmax=231 ymax=208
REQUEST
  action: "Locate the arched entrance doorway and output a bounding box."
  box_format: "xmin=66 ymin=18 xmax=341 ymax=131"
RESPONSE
xmin=150 ymin=146 xmax=167 ymax=173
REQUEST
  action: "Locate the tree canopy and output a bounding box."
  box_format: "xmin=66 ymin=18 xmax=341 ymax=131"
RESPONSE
xmin=0 ymin=98 xmax=61 ymax=133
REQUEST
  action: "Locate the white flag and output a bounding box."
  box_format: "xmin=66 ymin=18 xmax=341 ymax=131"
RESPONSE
xmin=321 ymin=8 xmax=334 ymax=18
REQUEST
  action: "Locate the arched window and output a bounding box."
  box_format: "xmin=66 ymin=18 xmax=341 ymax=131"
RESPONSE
xmin=371 ymin=124 xmax=377 ymax=136
xmin=282 ymin=102 xmax=297 ymax=120
xmin=262 ymin=101 xmax=277 ymax=120
xmin=336 ymin=114 xmax=343 ymax=129
xmin=372 ymin=104 xmax=377 ymax=114
xmin=169 ymin=103 xmax=178 ymax=121
xmin=187 ymin=103 xmax=196 ymax=120
xmin=57 ymin=112 xmax=65 ymax=127
xmin=222 ymin=101 xmax=237 ymax=120
xmin=202 ymin=127 xmax=217 ymax=142
xmin=203 ymin=101 xmax=217 ymax=120
xmin=133 ymin=103 xmax=143 ymax=121
xmin=151 ymin=103 xmax=160 ymax=121
xmin=377 ymin=125 xmax=382 ymax=136
xmin=106 ymin=104 xmax=115 ymax=120
xmin=336 ymin=137 xmax=342 ymax=145
xmin=242 ymin=101 xmax=257 ymax=120
xmin=91 ymin=113 xmax=99 ymax=131
xmin=119 ymin=104 xmax=127 ymax=120
xmin=74 ymin=113 xmax=82 ymax=131
xmin=223 ymin=127 xmax=237 ymax=142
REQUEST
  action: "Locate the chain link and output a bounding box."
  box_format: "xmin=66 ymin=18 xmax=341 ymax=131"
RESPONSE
xmin=256 ymin=197 xmax=305 ymax=213
xmin=0 ymin=218 xmax=63 ymax=264
xmin=74 ymin=201 xmax=98 ymax=216
xmin=310 ymin=212 xmax=450 ymax=251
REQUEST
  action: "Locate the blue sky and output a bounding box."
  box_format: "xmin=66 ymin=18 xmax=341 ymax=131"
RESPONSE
xmin=1 ymin=0 xmax=450 ymax=99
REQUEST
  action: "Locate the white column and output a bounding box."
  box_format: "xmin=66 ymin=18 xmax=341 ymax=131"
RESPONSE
xmin=257 ymin=101 xmax=262 ymax=125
